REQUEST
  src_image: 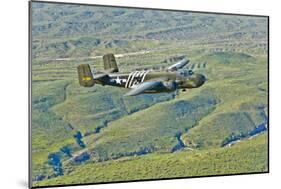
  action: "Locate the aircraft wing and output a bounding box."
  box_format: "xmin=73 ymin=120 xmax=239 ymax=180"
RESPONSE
xmin=124 ymin=81 xmax=162 ymax=96
xmin=167 ymin=58 xmax=189 ymax=71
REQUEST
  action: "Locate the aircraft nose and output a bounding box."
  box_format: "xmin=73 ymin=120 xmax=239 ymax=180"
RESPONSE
xmin=200 ymin=74 xmax=206 ymax=83
xmin=192 ymin=74 xmax=206 ymax=87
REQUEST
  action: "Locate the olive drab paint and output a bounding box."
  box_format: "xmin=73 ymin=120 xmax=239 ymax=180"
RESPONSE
xmin=77 ymin=54 xmax=206 ymax=96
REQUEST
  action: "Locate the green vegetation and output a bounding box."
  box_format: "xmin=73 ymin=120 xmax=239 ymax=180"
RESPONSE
xmin=34 ymin=133 xmax=268 ymax=187
xmin=31 ymin=2 xmax=268 ymax=187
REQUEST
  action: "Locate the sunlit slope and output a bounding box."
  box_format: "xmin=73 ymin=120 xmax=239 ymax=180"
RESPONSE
xmin=31 ymin=62 xmax=175 ymax=178
xmin=85 ymin=91 xmax=218 ymax=161
xmin=51 ymin=83 xmax=174 ymax=134
xmin=32 ymin=80 xmax=76 ymax=177
xmin=183 ymin=52 xmax=268 ymax=149
xmin=32 ymin=3 xmax=267 ymax=61
xmin=31 ymin=50 xmax=268 ymax=182
xmin=34 ymin=133 xmax=268 ymax=187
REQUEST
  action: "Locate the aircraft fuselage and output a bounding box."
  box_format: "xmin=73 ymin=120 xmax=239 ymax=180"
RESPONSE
xmin=94 ymin=70 xmax=206 ymax=93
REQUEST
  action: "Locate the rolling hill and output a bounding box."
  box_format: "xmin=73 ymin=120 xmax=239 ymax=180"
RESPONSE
xmin=30 ymin=2 xmax=268 ymax=187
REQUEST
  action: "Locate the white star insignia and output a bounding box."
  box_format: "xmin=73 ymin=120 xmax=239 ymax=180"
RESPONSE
xmin=115 ymin=76 xmax=122 ymax=84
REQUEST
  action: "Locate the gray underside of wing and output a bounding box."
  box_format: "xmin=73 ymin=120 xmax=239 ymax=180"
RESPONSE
xmin=124 ymin=81 xmax=162 ymax=96
xmin=167 ymin=58 xmax=189 ymax=71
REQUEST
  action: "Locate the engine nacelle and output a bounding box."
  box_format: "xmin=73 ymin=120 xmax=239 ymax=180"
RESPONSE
xmin=163 ymin=80 xmax=177 ymax=91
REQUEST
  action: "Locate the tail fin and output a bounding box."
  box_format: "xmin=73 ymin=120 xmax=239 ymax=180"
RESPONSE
xmin=77 ymin=64 xmax=95 ymax=87
xmin=103 ymin=54 xmax=119 ymax=73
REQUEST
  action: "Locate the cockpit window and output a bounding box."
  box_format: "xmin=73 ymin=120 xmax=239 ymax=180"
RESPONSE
xmin=179 ymin=69 xmax=194 ymax=77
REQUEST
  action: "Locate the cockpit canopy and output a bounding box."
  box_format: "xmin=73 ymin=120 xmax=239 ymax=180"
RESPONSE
xmin=178 ymin=69 xmax=194 ymax=77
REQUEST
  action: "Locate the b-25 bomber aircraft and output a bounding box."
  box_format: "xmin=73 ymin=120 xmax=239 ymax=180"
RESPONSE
xmin=77 ymin=54 xmax=206 ymax=96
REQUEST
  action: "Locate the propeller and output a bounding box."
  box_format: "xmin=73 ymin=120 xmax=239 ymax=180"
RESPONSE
xmin=186 ymin=61 xmax=207 ymax=72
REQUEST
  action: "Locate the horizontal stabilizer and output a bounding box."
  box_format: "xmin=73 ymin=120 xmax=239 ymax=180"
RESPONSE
xmin=93 ymin=73 xmax=109 ymax=80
